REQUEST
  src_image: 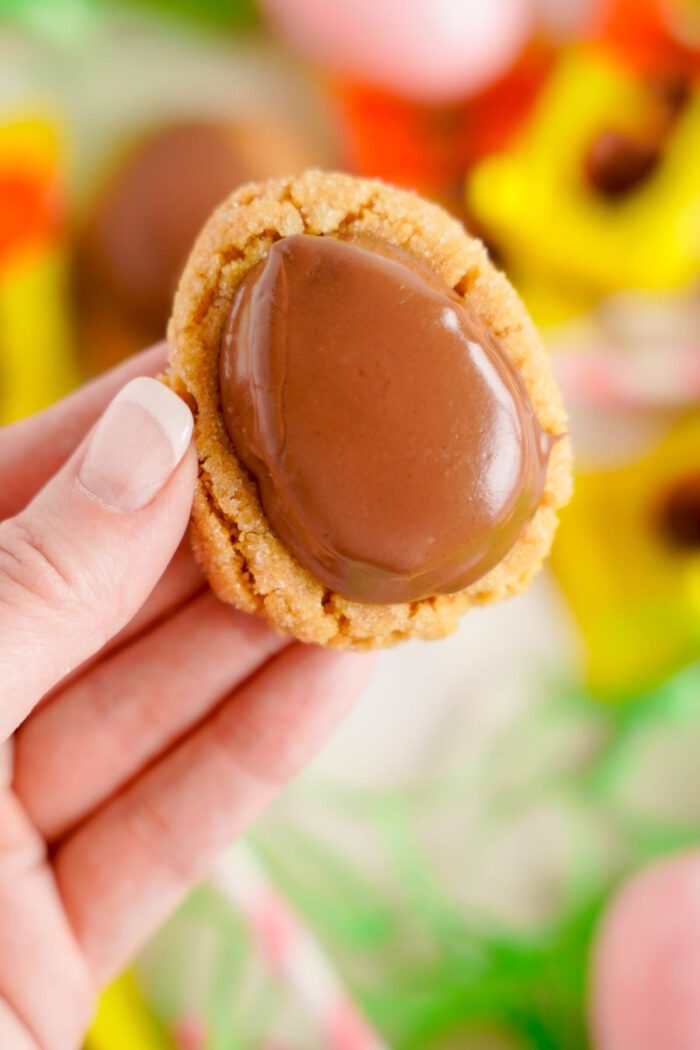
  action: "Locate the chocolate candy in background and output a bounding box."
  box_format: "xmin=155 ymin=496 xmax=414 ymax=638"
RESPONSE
xmin=659 ymin=472 xmax=700 ymax=547
xmin=74 ymin=117 xmax=317 ymax=372
xmin=584 ymin=72 xmax=690 ymax=197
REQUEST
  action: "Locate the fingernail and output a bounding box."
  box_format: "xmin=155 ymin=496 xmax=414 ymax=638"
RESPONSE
xmin=79 ymin=378 xmax=193 ymax=512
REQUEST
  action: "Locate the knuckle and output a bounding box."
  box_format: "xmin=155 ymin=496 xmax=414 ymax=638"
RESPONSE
xmin=0 ymin=515 xmax=78 ymax=613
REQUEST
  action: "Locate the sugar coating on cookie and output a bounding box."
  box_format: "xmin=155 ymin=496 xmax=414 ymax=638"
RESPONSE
xmin=168 ymin=171 xmax=572 ymax=648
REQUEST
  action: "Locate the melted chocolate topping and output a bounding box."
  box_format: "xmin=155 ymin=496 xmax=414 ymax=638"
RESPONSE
xmin=220 ymin=234 xmax=554 ymax=603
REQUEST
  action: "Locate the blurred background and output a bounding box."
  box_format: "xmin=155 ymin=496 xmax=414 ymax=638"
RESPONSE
xmin=1 ymin=0 xmax=699 ymax=1047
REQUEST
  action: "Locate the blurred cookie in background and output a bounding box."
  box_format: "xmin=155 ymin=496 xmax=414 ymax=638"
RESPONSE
xmin=74 ymin=116 xmax=318 ymax=373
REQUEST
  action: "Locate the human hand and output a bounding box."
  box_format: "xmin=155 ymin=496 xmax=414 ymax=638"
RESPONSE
xmin=0 ymin=344 xmax=373 ymax=1049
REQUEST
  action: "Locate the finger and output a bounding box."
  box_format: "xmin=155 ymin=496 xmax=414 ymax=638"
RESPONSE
xmin=0 ymin=1000 xmax=40 ymax=1050
xmin=0 ymin=789 xmax=93 ymax=1050
xmin=0 ymin=377 xmax=195 ymax=738
xmin=54 ymin=646 xmax=375 ymax=983
xmin=0 ymin=343 xmax=168 ymax=521
xmin=85 ymin=541 xmax=202 ymax=655
xmin=43 ymin=540 xmax=204 ymax=702
xmin=0 ymin=741 xmax=13 ymax=789
xmin=591 ymin=853 xmax=700 ymax=1050
xmin=15 ymin=593 xmax=289 ymax=840
xmin=111 ymin=540 xmax=203 ymax=647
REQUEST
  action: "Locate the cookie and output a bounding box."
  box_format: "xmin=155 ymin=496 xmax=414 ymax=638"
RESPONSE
xmin=168 ymin=171 xmax=572 ymax=648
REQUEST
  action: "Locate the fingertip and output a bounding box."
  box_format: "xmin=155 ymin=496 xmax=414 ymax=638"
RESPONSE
xmin=210 ymin=640 xmax=375 ymax=787
xmin=285 ymin=640 xmax=378 ymax=695
xmin=167 ymin=438 xmax=198 ymax=499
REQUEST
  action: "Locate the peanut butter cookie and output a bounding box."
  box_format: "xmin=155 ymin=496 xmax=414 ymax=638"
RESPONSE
xmin=167 ymin=171 xmax=572 ymax=647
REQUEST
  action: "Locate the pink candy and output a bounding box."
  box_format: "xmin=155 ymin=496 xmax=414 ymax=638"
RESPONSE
xmin=261 ymin=0 xmax=535 ymax=102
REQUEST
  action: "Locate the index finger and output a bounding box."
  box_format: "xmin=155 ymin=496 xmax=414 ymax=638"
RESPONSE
xmin=0 ymin=343 xmax=168 ymax=520
xmin=55 ymin=644 xmax=375 ymax=983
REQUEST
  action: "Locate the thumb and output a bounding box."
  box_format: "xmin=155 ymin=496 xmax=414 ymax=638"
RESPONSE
xmin=0 ymin=377 xmax=195 ymax=738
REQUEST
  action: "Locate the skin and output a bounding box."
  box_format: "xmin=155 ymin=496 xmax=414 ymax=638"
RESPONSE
xmin=1 ymin=14 xmax=687 ymax=1045
xmin=3 ymin=348 xmax=699 ymax=1050
xmin=0 ymin=345 xmax=374 ymax=1049
xmin=1 ymin=347 xmax=698 ymax=1049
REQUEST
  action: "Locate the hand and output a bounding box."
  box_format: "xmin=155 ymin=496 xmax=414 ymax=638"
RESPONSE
xmin=0 ymin=344 xmax=373 ymax=1050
